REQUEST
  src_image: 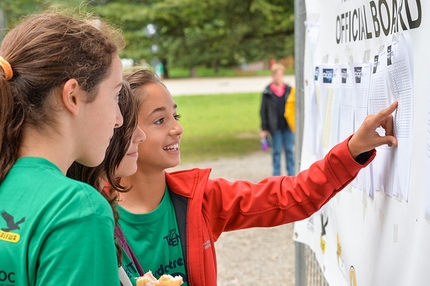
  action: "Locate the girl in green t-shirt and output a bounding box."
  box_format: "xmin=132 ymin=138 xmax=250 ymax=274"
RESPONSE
xmin=114 ymin=68 xmax=397 ymax=286
xmin=70 ymin=68 xmax=398 ymax=286
xmin=0 ymin=11 xmax=126 ymax=285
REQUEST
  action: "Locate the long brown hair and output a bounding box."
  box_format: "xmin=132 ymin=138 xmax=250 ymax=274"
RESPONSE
xmin=0 ymin=11 xmax=124 ymax=182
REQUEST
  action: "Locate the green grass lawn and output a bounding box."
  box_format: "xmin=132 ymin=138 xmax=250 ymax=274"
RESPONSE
xmin=174 ymin=92 xmax=262 ymax=163
xmin=168 ymin=67 xmax=294 ymax=78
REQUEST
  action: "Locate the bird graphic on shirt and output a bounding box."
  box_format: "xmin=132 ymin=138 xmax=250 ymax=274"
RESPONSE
xmin=1 ymin=210 xmax=25 ymax=232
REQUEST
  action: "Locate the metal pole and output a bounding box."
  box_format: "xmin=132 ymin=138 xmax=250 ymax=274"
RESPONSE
xmin=294 ymin=0 xmax=307 ymax=285
xmin=294 ymin=0 xmax=306 ymax=175
xmin=295 ymin=241 xmax=307 ymax=286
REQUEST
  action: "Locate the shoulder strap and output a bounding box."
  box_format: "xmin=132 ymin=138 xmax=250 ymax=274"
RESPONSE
xmin=170 ymin=191 xmax=188 ymax=264
xmin=116 ymin=193 xmax=188 ymax=285
xmin=115 ymin=225 xmax=145 ymax=276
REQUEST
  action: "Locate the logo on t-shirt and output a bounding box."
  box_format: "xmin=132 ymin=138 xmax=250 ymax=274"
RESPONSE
xmin=0 ymin=270 xmax=16 ymax=284
xmin=0 ymin=210 xmax=25 ymax=243
xmin=163 ymin=229 xmax=180 ymax=247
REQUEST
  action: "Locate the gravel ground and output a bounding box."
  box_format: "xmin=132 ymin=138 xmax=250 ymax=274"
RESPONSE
xmin=169 ymin=150 xmax=296 ymax=285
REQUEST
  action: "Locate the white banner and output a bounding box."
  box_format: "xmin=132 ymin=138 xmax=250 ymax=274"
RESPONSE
xmin=294 ymin=1 xmax=430 ymax=285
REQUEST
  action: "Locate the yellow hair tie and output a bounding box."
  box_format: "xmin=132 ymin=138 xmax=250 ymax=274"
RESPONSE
xmin=0 ymin=56 xmax=13 ymax=81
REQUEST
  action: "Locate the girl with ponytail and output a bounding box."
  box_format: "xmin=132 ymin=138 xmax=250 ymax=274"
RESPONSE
xmin=0 ymin=10 xmax=126 ymax=285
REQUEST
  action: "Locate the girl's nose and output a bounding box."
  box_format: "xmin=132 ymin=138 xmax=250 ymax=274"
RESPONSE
xmin=134 ymin=126 xmax=146 ymax=143
xmin=170 ymin=120 xmax=184 ymax=136
xmin=115 ymin=104 xmax=124 ymax=128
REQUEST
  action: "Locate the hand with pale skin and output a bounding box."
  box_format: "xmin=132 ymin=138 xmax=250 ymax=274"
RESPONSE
xmin=348 ymin=101 xmax=398 ymax=159
xmin=260 ymin=130 xmax=269 ymax=140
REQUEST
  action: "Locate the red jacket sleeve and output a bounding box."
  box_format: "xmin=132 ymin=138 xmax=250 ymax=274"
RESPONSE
xmin=204 ymin=136 xmax=376 ymax=238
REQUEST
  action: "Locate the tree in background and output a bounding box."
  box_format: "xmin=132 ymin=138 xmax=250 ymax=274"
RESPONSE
xmin=1 ymin=0 xmax=294 ymax=76
xmin=93 ymin=0 xmax=294 ymax=75
xmin=0 ymin=0 xmax=85 ymax=32
xmin=1 ymin=0 xmax=43 ymax=38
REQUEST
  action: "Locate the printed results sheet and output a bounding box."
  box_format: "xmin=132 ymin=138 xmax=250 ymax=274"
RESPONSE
xmin=307 ymin=35 xmax=413 ymax=200
xmin=385 ymin=34 xmax=413 ymax=201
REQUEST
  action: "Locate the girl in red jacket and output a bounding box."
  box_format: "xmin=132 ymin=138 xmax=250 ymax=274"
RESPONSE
xmin=117 ymin=69 xmax=398 ymax=286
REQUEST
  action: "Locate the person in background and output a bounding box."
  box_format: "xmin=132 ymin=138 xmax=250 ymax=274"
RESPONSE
xmin=113 ymin=68 xmax=398 ymax=286
xmin=0 ymin=11 xmax=125 ymax=285
xmin=155 ymin=60 xmax=165 ymax=79
xmin=260 ymin=63 xmax=295 ymax=176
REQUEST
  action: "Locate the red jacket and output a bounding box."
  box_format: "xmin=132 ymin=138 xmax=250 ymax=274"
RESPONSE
xmin=165 ymin=137 xmax=376 ymax=286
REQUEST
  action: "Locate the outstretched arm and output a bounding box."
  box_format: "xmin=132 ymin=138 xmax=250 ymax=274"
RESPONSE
xmin=348 ymin=101 xmax=398 ymax=158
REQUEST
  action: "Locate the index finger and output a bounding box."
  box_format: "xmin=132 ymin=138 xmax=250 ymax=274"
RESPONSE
xmin=373 ymin=100 xmax=398 ymax=122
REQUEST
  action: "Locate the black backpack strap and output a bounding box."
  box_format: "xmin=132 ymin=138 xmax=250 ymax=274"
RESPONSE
xmin=170 ymin=191 xmax=188 ymax=264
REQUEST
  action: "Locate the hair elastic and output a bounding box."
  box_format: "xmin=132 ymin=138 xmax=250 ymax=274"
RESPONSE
xmin=0 ymin=57 xmax=13 ymax=81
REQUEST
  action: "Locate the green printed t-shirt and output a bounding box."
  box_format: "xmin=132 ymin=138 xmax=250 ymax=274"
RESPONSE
xmin=118 ymin=187 xmax=188 ymax=286
xmin=0 ymin=157 xmax=118 ymax=286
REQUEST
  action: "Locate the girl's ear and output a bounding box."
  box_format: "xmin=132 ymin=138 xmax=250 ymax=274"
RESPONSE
xmin=62 ymin=79 xmax=81 ymax=116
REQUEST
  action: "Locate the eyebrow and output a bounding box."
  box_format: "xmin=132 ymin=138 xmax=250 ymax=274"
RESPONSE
xmin=149 ymin=104 xmax=178 ymax=116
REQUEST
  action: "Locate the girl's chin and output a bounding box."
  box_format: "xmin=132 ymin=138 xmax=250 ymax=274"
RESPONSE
xmin=116 ymin=167 xmax=138 ymax=178
xmin=167 ymin=158 xmax=181 ymax=169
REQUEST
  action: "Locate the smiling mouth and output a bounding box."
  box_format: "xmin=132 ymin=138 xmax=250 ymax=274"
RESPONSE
xmin=127 ymin=151 xmax=138 ymax=156
xmin=163 ymin=143 xmax=179 ymax=151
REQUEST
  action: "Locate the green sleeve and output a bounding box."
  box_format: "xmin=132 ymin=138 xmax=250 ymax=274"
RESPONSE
xmin=35 ymin=215 xmax=119 ymax=285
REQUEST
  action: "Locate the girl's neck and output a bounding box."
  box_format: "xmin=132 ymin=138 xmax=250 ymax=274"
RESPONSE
xmin=273 ymin=81 xmax=284 ymax=88
xmin=19 ymin=125 xmax=72 ymax=174
xmin=118 ymin=170 xmax=166 ymax=214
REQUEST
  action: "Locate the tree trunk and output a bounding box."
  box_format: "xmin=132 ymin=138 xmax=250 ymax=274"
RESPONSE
xmin=214 ymin=63 xmax=219 ymax=74
xmin=190 ymin=66 xmax=197 ymax=78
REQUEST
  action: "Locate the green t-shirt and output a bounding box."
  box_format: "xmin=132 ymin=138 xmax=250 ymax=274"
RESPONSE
xmin=118 ymin=187 xmax=188 ymax=286
xmin=0 ymin=157 xmax=118 ymax=286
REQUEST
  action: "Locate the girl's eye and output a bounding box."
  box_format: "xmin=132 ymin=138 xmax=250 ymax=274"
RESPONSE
xmin=174 ymin=114 xmax=181 ymax=121
xmin=155 ymin=118 xmax=164 ymax=125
